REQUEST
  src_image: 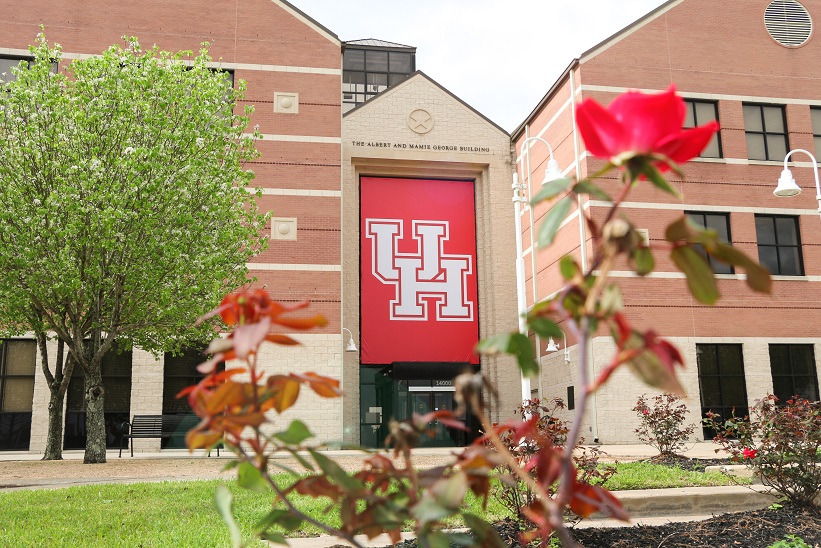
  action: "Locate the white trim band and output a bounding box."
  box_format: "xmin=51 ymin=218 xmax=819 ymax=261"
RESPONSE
xmin=247 ymin=263 xmax=341 ymax=272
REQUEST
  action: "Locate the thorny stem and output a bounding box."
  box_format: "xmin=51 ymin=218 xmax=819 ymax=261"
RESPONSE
xmin=474 ymin=399 xmax=579 ymax=548
xmin=235 ymin=444 xmax=367 ymax=548
xmin=558 ymin=318 xmax=590 ymax=508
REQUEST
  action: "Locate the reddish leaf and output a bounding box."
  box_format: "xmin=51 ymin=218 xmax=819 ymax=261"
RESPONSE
xmin=295 ymin=372 xmax=342 ymax=398
xmin=204 ymin=381 xmax=248 ymax=415
xmin=268 ymin=375 xmax=301 ymax=412
xmin=273 ymin=314 xmax=328 ymax=330
xmin=233 ymin=316 xmax=271 ymax=359
xmin=186 ymin=429 xmax=222 ymax=451
xmin=569 ymin=482 xmax=630 ymax=521
xmin=265 ymin=334 xmax=301 ymax=346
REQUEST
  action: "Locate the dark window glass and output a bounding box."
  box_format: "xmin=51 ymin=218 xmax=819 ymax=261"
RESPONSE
xmin=342 ymin=47 xmax=415 ymax=109
xmin=685 ymin=212 xmax=733 ymax=274
xmin=743 ymin=104 xmax=789 ymax=161
xmin=811 ymin=108 xmax=821 ymax=158
xmin=0 ymin=340 xmax=36 ymax=450
xmin=697 ymin=344 xmax=748 ymax=439
xmin=683 ymin=100 xmax=721 ymax=158
xmin=769 ymin=344 xmax=819 ymax=403
xmin=64 ymin=345 xmax=132 ymax=450
xmin=162 ymin=348 xmax=224 ymax=448
xmin=755 ymin=215 xmax=804 ymax=275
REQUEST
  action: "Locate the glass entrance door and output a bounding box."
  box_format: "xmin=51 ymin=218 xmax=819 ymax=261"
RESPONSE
xmin=409 ymin=390 xmax=465 ymax=447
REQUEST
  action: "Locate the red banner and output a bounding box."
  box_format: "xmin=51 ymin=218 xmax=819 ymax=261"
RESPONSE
xmin=360 ymin=177 xmax=479 ymax=365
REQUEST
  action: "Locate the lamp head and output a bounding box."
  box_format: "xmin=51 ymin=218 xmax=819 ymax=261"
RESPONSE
xmin=541 ymin=159 xmax=563 ymax=185
xmin=345 ymin=338 xmax=358 ymax=352
xmin=774 ymin=168 xmax=802 ymax=197
xmin=545 ymin=337 xmax=560 ymax=352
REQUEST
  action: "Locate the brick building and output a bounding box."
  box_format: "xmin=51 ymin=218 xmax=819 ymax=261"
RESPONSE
xmin=0 ymin=1 xmax=522 ymax=453
xmin=515 ymin=0 xmax=821 ymax=442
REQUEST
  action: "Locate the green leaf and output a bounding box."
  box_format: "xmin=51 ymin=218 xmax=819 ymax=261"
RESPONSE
xmin=529 ymin=177 xmax=573 ymax=205
xmin=709 ymin=242 xmax=772 ymax=294
xmin=559 ymin=255 xmax=581 ymax=280
xmin=432 ymin=471 xmax=468 ymax=510
xmin=601 ymin=284 xmax=623 ymax=314
xmin=671 ymin=246 xmax=719 ymax=305
xmin=222 ymin=460 xmax=239 ymax=472
xmin=411 ymin=496 xmax=451 ymax=526
xmin=643 ymin=163 xmax=682 ymax=199
xmin=237 ymin=462 xmax=269 ymax=493
xmin=283 ymin=447 xmax=315 ymax=472
xmin=422 ymin=531 xmax=454 ymax=548
xmin=309 ymin=450 xmax=364 ymax=493
xmin=633 ymin=246 xmax=655 ymax=276
xmin=214 ymin=484 xmax=242 ymax=548
xmin=536 ymin=196 xmax=572 ymax=247
xmin=665 ymin=216 xmax=693 ymax=242
xmin=476 ymin=333 xmax=538 ymax=377
xmin=273 ymin=419 xmax=314 ymax=445
xmin=463 ymin=514 xmax=507 ymax=547
xmin=528 ymin=317 xmax=563 ymax=340
xmin=572 ymin=181 xmax=612 ymax=201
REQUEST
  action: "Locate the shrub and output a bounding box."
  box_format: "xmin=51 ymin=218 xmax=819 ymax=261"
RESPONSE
xmin=492 ymin=398 xmax=616 ymax=519
xmin=705 ymin=395 xmax=821 ymax=507
xmin=632 ymin=393 xmax=696 ymax=457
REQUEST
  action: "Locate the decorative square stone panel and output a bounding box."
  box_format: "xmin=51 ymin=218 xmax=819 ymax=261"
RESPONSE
xmin=272 ymin=217 xmax=297 ymax=240
xmin=274 ymin=92 xmax=299 ymax=114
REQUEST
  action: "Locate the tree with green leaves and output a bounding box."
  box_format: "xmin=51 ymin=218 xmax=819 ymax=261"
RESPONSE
xmin=0 ymin=36 xmax=268 ymax=463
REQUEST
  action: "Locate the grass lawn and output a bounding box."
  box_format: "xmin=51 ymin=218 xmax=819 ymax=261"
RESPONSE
xmin=0 ymin=462 xmax=748 ymax=546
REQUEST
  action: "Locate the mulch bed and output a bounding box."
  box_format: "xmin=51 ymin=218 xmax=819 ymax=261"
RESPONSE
xmin=387 ymin=456 xmax=821 ymax=547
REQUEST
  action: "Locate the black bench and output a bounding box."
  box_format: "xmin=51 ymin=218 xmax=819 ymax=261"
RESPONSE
xmin=119 ymin=414 xmax=219 ymax=457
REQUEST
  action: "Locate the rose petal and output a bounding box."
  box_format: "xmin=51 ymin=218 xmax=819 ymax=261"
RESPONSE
xmin=576 ymin=97 xmax=625 ymax=158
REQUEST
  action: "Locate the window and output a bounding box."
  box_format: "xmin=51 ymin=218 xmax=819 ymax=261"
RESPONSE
xmin=755 ymin=214 xmax=803 ymax=275
xmin=811 ymin=107 xmax=821 ymax=159
xmin=769 ymin=344 xmax=819 ymax=403
xmin=0 ymin=56 xmax=31 ymax=84
xmin=342 ymin=47 xmax=415 ymax=112
xmin=685 ymin=212 xmax=733 ymax=274
xmin=697 ymin=344 xmax=749 ymax=439
xmin=0 ymin=340 xmax=36 ymax=451
xmin=163 ymin=348 xmax=224 ymax=448
xmin=684 ymin=100 xmax=721 ymax=158
xmin=743 ymin=104 xmax=788 ymax=161
xmin=64 ymin=347 xmax=132 ymax=450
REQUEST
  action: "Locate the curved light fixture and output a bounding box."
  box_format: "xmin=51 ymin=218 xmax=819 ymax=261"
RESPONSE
xmin=342 ymin=328 xmax=358 ymax=352
xmin=545 ymin=331 xmax=570 ymax=364
xmin=774 ymin=148 xmax=821 ymax=219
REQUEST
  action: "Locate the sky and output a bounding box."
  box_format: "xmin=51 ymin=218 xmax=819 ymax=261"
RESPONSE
xmin=293 ymin=0 xmax=669 ymax=132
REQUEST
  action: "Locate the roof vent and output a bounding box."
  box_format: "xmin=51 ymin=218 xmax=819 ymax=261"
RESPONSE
xmin=765 ymin=0 xmax=813 ymax=47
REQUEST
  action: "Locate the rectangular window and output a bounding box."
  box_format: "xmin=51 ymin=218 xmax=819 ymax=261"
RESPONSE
xmin=755 ymin=214 xmax=804 ymax=275
xmin=812 ymin=107 xmax=821 ymax=159
xmin=0 ymin=56 xmax=31 ymax=84
xmin=685 ymin=212 xmax=733 ymax=274
xmin=743 ymin=104 xmax=788 ymax=161
xmin=697 ymin=344 xmax=749 ymax=439
xmin=0 ymin=340 xmax=36 ymax=451
xmin=684 ymin=100 xmax=721 ymax=158
xmin=769 ymin=344 xmax=819 ymax=403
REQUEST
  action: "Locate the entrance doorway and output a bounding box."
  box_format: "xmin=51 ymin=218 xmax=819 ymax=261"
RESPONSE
xmin=406 ymin=387 xmax=466 ymax=447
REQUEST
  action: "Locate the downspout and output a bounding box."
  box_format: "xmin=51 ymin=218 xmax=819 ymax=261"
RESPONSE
xmin=569 ymin=64 xmax=599 ymax=444
xmin=523 ymin=126 xmax=542 ymax=400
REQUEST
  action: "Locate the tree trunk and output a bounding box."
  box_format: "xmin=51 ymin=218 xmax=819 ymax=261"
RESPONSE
xmin=83 ymin=365 xmax=106 ymax=464
xmin=42 ymin=390 xmax=65 ymax=460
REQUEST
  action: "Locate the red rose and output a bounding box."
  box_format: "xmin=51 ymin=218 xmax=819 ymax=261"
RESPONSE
xmin=742 ymin=447 xmax=758 ymax=460
xmin=576 ymin=85 xmax=719 ymax=171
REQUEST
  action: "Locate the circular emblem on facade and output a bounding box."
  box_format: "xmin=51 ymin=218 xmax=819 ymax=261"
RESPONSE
xmin=408 ymin=109 xmax=434 ymax=134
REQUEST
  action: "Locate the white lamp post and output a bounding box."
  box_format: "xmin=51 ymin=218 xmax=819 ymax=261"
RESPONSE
xmin=513 ymin=137 xmax=564 ymax=403
xmin=774 ymin=148 xmax=821 ymax=219
xmin=545 ymin=331 xmax=571 ymax=364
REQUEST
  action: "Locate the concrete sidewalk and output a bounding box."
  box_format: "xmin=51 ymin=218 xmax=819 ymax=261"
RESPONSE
xmin=0 ymin=441 xmax=727 ymax=462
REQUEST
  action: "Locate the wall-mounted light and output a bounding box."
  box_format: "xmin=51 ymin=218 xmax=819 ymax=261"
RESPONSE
xmin=342 ymin=328 xmax=358 ymax=352
xmin=546 ymin=331 xmax=570 ymax=364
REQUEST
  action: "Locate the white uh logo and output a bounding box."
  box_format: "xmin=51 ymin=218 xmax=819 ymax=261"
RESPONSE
xmin=366 ymin=219 xmax=474 ymax=321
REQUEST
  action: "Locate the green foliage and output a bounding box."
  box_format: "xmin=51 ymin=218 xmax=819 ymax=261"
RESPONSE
xmin=632 ymin=393 xmax=697 ymax=457
xmin=705 ymin=395 xmax=821 ymax=507
xmin=768 ymin=535 xmax=811 ymax=548
xmin=0 ymin=34 xmax=267 ymax=354
xmin=603 ymin=462 xmax=745 ymax=490
xmin=476 ymin=332 xmax=538 ymax=377
xmin=536 ymin=196 xmax=573 ymax=247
